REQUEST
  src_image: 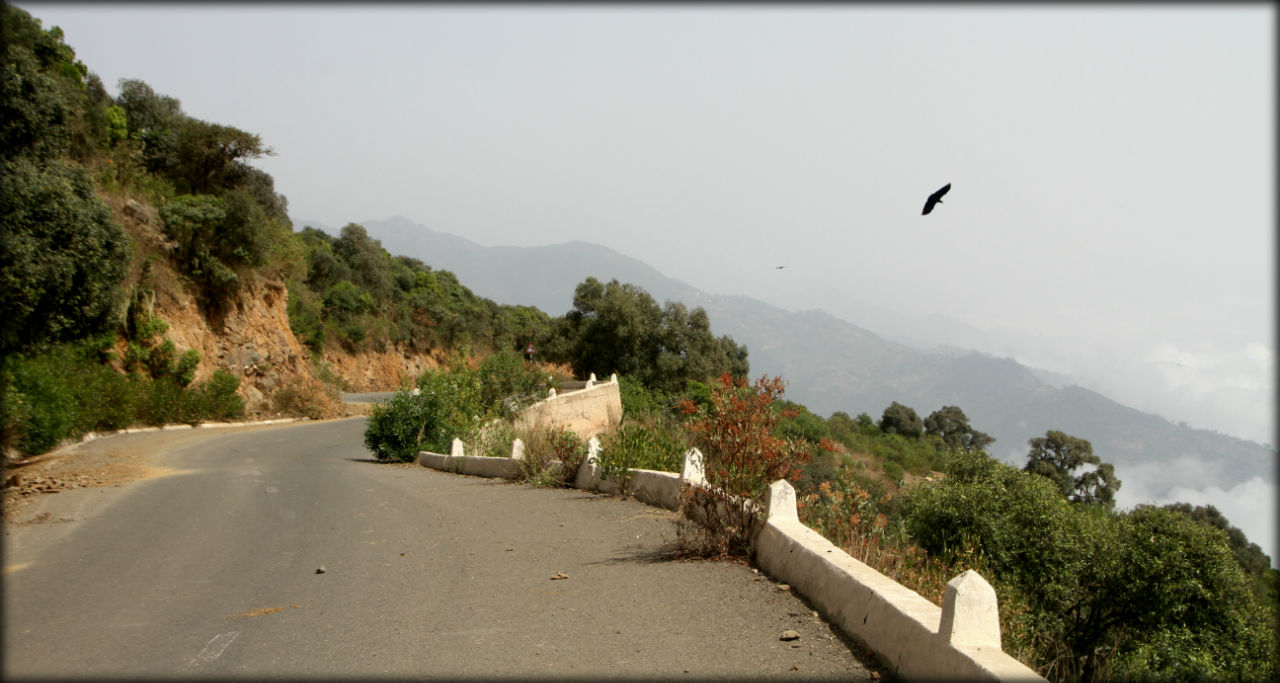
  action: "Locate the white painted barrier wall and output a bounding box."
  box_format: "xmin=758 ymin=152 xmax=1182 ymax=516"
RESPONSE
xmin=512 ymin=372 xmax=622 ymax=440
xmin=756 ymin=481 xmax=1044 ymax=681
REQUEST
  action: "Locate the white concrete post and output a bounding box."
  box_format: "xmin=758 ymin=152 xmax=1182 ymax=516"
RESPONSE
xmin=587 ymin=372 xmax=596 ymax=388
xmin=510 ymin=438 xmax=525 ymax=460
xmin=548 ymin=388 xmax=557 ymax=398
xmin=764 ymin=479 xmax=800 ymax=523
xmin=938 ymin=570 xmax=1002 ymax=649
xmin=680 ymin=448 xmax=706 ymax=486
xmin=609 ymin=373 xmax=617 ymax=383
xmin=450 ymin=438 xmax=465 ymax=458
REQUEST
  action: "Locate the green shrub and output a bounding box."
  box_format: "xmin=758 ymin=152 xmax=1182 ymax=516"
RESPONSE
xmin=880 ymin=459 xmax=904 ymax=485
xmin=4 ymin=349 xmax=79 ymax=453
xmin=476 ymin=350 xmax=553 ymax=416
xmin=137 ymin=376 xmax=191 ymax=426
xmin=597 ymin=419 xmax=687 ymax=494
xmin=191 ymin=370 xmax=243 ymax=421
xmin=74 ymin=362 xmax=141 ymax=432
xmin=1 ymin=157 xmax=129 ymax=356
xmin=617 ymin=374 xmax=675 ymax=418
xmin=364 ymin=390 xmax=431 ymax=462
xmin=902 ymin=450 xmax=1276 ymax=681
xmin=287 ymin=285 xmax=326 ymax=351
xmin=363 ymin=364 xmax=491 ymax=462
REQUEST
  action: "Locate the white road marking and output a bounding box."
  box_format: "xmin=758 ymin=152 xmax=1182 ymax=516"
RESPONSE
xmin=189 ymin=630 xmax=240 ymax=667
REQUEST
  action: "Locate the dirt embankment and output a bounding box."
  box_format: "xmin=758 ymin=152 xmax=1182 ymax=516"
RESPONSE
xmin=319 ymin=348 xmax=442 ymax=392
xmin=105 ymin=196 xmax=438 ymax=420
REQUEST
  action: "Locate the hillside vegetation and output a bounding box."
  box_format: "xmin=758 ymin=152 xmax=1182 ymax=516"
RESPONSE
xmin=2 ymin=8 xmax=1275 ymax=681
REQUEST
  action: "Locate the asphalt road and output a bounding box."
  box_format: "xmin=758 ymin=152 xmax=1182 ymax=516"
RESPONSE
xmin=341 ymin=391 xmax=398 ymax=405
xmin=3 ymin=417 xmax=883 ymax=679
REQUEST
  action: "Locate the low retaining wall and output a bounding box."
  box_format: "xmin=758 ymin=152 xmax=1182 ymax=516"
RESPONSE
xmin=757 ymin=481 xmax=1043 ymax=681
xmin=416 ymin=436 xmax=531 ymax=478
xmin=512 ymin=373 xmax=622 ymax=440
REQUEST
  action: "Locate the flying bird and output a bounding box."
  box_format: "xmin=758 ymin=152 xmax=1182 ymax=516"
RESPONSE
xmin=775 ymin=265 xmax=787 ymax=270
xmin=921 ymin=182 xmax=951 ymax=215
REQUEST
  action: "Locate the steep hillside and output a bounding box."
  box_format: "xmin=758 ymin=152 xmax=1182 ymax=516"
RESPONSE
xmin=105 ymin=197 xmax=431 ymax=418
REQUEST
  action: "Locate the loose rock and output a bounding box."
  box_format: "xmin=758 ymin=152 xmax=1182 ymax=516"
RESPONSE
xmin=780 ymin=629 xmax=801 ymax=641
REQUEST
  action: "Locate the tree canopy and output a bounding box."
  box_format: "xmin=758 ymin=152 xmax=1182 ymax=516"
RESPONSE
xmin=923 ymin=405 xmax=994 ymax=452
xmin=538 ymin=277 xmax=748 ymax=393
xmin=0 ymin=8 xmax=128 ymax=357
xmin=879 ymin=401 xmax=923 ymax=439
xmin=1024 ymin=430 xmax=1122 ymax=508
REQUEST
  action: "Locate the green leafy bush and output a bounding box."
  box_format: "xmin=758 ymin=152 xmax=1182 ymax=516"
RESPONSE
xmin=286 ymin=285 xmax=326 ymax=351
xmin=1 ymin=157 xmax=129 ymax=356
xmin=902 ymin=450 xmax=1275 ymax=681
xmin=190 ymin=370 xmax=244 ymax=421
xmin=597 ymin=419 xmax=687 ymax=494
xmin=363 ymin=390 xmax=433 ymax=463
xmin=364 ymin=364 xmax=489 ymax=462
xmin=0 ymin=341 xmax=243 ymax=455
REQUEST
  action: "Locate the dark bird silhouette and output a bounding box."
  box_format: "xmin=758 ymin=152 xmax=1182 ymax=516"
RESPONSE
xmin=922 ymin=183 xmax=951 ymax=215
xmin=775 ymin=265 xmax=787 ymax=270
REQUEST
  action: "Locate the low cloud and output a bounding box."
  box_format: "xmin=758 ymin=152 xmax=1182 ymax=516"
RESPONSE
xmin=1002 ymin=335 xmax=1274 ymax=447
xmin=1118 ymin=463 xmax=1277 ymax=569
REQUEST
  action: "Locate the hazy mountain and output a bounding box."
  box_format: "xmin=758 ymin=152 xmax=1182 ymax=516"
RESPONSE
xmin=295 ymin=216 xmax=701 ymax=316
xmin=297 ymin=216 xmax=1275 ymax=498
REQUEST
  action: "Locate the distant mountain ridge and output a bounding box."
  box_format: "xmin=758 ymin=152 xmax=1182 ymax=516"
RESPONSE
xmin=294 ymin=216 xmax=1275 ymax=499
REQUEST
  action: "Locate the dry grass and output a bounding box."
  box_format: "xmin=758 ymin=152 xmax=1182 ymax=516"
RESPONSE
xmin=511 ymin=421 xmax=585 ymax=487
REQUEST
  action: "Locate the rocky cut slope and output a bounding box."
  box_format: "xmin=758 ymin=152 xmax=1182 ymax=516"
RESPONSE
xmin=105 ymin=196 xmax=434 ymax=419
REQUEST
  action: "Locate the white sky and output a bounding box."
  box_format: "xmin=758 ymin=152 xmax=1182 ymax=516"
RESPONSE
xmin=20 ymin=4 xmax=1275 ymax=451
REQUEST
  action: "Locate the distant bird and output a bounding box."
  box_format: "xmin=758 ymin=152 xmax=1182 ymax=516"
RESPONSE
xmin=775 ymin=265 xmax=787 ymax=270
xmin=921 ymin=182 xmax=951 ymax=215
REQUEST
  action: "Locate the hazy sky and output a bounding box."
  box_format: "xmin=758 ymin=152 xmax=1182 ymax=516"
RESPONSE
xmin=20 ymin=6 xmax=1273 ymax=442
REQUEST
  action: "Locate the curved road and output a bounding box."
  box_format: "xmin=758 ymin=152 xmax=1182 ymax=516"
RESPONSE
xmin=4 ymin=417 xmax=883 ymax=679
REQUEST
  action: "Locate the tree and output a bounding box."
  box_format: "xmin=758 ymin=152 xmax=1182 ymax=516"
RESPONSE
xmin=1024 ymin=430 xmax=1121 ymax=508
xmin=171 ymin=117 xmax=272 ymax=194
xmin=542 ymin=277 xmax=747 ymax=392
xmin=879 ymin=401 xmax=923 ymax=439
xmin=1107 ymin=506 xmax=1274 ymax=681
xmin=905 ymin=450 xmax=1274 ymax=681
xmin=333 ymin=223 xmax=394 ymax=302
xmin=924 ymin=405 xmax=995 ymax=452
xmin=115 ymin=78 xmax=182 ymax=174
xmin=1162 ymin=502 xmax=1276 ymax=601
xmin=1 ymin=7 xmax=86 ymax=160
xmin=0 ymin=157 xmax=129 ymax=357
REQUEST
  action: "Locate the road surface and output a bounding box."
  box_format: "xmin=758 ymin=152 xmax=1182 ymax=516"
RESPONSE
xmin=4 ymin=416 xmax=885 ymax=679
